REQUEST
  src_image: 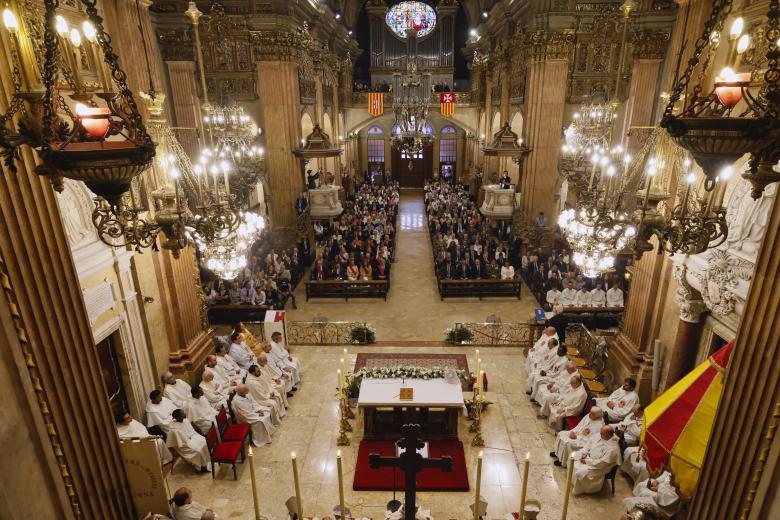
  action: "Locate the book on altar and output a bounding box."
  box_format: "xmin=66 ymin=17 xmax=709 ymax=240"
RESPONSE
xmin=399 ymin=387 xmax=414 ymax=401
xmin=534 ymin=308 xmax=546 ymax=321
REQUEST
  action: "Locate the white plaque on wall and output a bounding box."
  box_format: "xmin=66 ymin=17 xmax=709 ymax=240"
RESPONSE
xmin=83 ymin=281 xmax=116 ymax=326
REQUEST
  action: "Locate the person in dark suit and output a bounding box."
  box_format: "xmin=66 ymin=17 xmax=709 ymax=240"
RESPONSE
xmin=455 ymin=259 xmax=469 ymax=280
xmin=471 ymin=258 xmax=485 ymax=279
xmin=439 ymin=259 xmax=454 ymax=280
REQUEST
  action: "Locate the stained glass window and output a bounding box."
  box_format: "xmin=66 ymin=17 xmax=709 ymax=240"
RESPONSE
xmin=385 ymin=1 xmax=437 ymax=39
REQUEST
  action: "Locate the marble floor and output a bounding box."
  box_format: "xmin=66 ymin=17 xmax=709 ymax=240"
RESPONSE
xmin=168 ymin=193 xmax=633 ymax=519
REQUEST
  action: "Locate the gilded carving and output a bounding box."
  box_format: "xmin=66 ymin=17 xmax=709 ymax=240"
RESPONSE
xmin=632 ymin=29 xmax=671 ymax=60
xmin=693 ymin=250 xmax=753 ymax=318
xmin=672 ymin=264 xmax=706 ymax=323
xmin=528 ymin=29 xmax=576 ymax=62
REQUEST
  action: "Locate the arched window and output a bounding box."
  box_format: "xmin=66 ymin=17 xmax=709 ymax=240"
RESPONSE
xmin=385 ymin=1 xmax=437 ymax=39
xmin=367 ymin=125 xmax=384 ymax=135
xmin=367 ymin=126 xmax=385 ymax=165
xmin=439 ymin=125 xmax=457 ymax=180
xmin=440 ymin=125 xmax=457 ymax=135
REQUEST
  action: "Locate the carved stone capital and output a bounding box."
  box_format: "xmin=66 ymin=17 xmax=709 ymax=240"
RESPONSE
xmin=673 ymin=264 xmax=706 ymax=323
xmin=632 ymin=29 xmax=671 ymax=60
xmin=528 ymin=29 xmax=576 ymax=62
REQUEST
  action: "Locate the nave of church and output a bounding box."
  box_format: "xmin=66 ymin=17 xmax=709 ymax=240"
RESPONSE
xmin=2 ymin=1 xmax=780 ymax=519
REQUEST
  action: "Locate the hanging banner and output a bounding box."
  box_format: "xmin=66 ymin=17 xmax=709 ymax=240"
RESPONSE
xmin=119 ymin=437 xmax=170 ymax=517
xmin=440 ymin=92 xmax=455 ymax=116
xmin=368 ymin=92 xmax=384 ymax=116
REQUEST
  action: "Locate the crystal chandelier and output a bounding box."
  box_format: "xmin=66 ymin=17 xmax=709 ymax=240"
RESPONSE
xmin=391 ymin=27 xmax=433 ymax=162
xmin=194 ymin=211 xmax=265 ymax=280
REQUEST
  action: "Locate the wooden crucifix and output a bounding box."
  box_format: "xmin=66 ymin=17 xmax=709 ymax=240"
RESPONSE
xmin=368 ymin=424 xmax=453 ymax=520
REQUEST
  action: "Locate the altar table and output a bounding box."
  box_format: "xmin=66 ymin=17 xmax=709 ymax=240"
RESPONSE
xmin=357 ymin=378 xmax=464 ymax=440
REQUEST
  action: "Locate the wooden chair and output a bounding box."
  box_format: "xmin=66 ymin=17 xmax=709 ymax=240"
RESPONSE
xmin=205 ymin=425 xmax=244 ymax=480
xmin=217 ymin=405 xmax=251 ymax=449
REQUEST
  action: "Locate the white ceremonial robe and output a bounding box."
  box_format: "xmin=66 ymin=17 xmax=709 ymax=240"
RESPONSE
xmin=575 ymin=290 xmax=591 ymax=307
xmin=554 ymin=415 xmax=605 ymax=467
xmin=537 ymin=373 xmax=575 ymax=416
xmin=560 ymin=288 xmax=578 ymax=307
xmin=145 ymin=397 xmax=177 ymax=433
xmin=624 ymin=472 xmax=680 ymax=515
xmin=246 ymin=373 xmax=283 ymax=425
xmin=596 ymin=388 xmax=639 ymax=422
xmin=215 ymin=354 xmax=245 ymax=383
xmin=525 ymin=333 xmax=558 ymax=372
xmin=548 ymin=384 xmax=588 ymax=429
xmin=260 ymin=363 xmax=291 ymax=404
xmin=615 ymin=413 xmax=643 ymax=446
xmin=173 ymin=501 xmax=214 ymax=520
xmin=385 ymin=507 xmax=434 ymax=520
xmin=546 ymin=289 xmax=561 ymax=307
xmin=228 ymin=341 xmax=257 ymax=371
xmin=267 ymin=343 xmax=299 ymax=386
xmin=620 ymin=446 xmax=650 ymax=483
xmin=163 ymin=379 xmax=192 ymax=408
xmin=607 ymin=287 xmax=624 ymax=307
xmin=200 ymin=378 xmax=229 ymax=411
xmin=590 ymin=288 xmax=606 ymax=307
xmin=117 ymin=419 xmax=172 ymax=465
xmin=183 ymin=395 xmax=218 ymax=435
xmin=262 ymin=358 xmax=293 ymax=393
xmin=231 ymin=394 xmax=276 ymax=447
xmin=571 ymin=438 xmax=621 ymax=495
xmin=166 ymin=419 xmax=211 ymax=471
xmin=204 ymin=365 xmax=231 ymax=390
xmin=271 ymin=339 xmax=302 ymax=377
xmin=530 ymin=354 xmax=568 ymax=395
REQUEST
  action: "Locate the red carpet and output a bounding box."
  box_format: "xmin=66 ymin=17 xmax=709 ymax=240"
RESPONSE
xmin=353 ymin=440 xmax=470 ymax=491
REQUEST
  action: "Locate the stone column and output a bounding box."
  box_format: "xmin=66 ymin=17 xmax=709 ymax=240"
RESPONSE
xmin=499 ymin=53 xmax=511 ymax=123
xmin=256 ymin=57 xmax=305 ymax=228
xmin=689 ymin=192 xmax=780 ymax=519
xmin=520 ymin=30 xmax=573 ymax=220
xmin=165 ymin=61 xmax=203 ymax=157
xmin=665 ymin=265 xmax=707 ymax=388
xmin=481 ymin=70 xmax=493 ymax=176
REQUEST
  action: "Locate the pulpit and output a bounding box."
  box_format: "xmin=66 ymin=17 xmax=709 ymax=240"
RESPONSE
xmin=309 ymin=184 xmax=344 ymax=219
xmin=479 ymin=185 xmax=516 ymax=219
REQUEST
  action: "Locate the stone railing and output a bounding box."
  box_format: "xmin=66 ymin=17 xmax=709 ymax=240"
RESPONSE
xmin=287 ymin=320 xmax=372 ymax=345
xmin=453 ymin=321 xmax=545 ymax=347
xmin=348 ymin=91 xmax=475 ymax=108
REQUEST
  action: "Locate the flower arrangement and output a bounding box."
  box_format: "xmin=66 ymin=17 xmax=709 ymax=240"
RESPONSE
xmin=345 ymin=366 xmax=467 ymax=399
xmin=464 ymin=398 xmax=493 ymax=413
xmin=350 ymin=323 xmax=376 ymax=344
xmin=445 ymin=326 xmax=474 ymax=344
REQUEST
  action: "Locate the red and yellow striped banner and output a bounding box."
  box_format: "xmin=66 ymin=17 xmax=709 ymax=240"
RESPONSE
xmin=368 ymin=93 xmax=384 ymax=117
xmin=440 ymin=92 xmax=455 ymax=117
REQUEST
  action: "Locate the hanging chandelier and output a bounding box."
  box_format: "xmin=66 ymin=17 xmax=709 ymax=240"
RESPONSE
xmin=661 ymin=0 xmax=780 ymax=199
xmin=194 ymin=210 xmax=265 ymax=280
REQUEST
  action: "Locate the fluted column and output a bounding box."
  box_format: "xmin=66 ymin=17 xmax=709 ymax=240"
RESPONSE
xmin=165 ymin=61 xmax=203 ymax=157
xmin=689 ymin=190 xmax=780 ymax=519
xmin=665 ymin=265 xmax=707 ymax=388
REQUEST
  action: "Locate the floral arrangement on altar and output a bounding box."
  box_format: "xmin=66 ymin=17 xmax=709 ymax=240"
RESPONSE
xmin=445 ymin=326 xmax=474 ymax=344
xmin=464 ymin=397 xmax=493 ymax=413
xmin=350 ymin=323 xmax=377 ymax=344
xmin=345 ymin=366 xmax=467 ymax=398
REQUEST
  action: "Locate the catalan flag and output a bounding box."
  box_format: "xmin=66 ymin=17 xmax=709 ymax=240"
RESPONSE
xmin=440 ymin=92 xmax=455 ymax=117
xmin=368 ymin=92 xmax=384 ymax=117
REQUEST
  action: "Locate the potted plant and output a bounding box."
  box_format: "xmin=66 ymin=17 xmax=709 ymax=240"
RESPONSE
xmin=350 ymin=323 xmax=376 ymax=344
xmin=445 ymin=326 xmax=474 ymax=344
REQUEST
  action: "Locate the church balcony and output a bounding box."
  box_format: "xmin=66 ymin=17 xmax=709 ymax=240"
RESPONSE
xmin=346 ymin=91 xmax=477 ymax=109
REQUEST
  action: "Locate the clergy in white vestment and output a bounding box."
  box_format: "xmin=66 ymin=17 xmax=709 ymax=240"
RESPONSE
xmin=215 ymin=343 xmax=246 ymax=383
xmin=170 ymin=487 xmax=216 ymax=520
xmin=116 ymin=412 xmax=172 ymax=465
xmin=535 ymin=364 xmax=578 ymax=412
xmin=204 ymin=355 xmax=232 ymax=390
xmin=548 ymin=375 xmax=588 ymax=429
xmin=620 ymin=446 xmax=650 ymax=483
xmin=385 ymin=504 xmax=433 ymax=520
xmin=262 ymin=342 xmax=298 ymax=389
xmin=529 ymin=343 xmax=567 ymax=394
xmin=575 ymin=287 xmax=591 ymax=307
xmin=246 ymin=365 xmax=284 ymax=425
xmin=228 ymin=333 xmax=258 ymax=371
xmin=590 ymin=282 xmax=606 ymax=307
xmin=607 ymin=285 xmax=624 ymax=307
xmin=526 ymin=338 xmax=560 ymax=390
xmin=552 ymin=406 xmax=604 ymax=468
xmin=613 ymin=403 xmax=644 ymax=447
xmin=182 ymin=386 xmax=218 ymax=434
xmin=623 ymin=471 xmax=680 ymax=516
xmin=162 ymin=372 xmax=192 ymax=408
xmin=525 ymin=327 xmax=558 ymax=372
xmin=595 ymin=377 xmax=639 ymax=422
xmin=200 ymin=366 xmax=229 ymax=411
xmin=270 ymin=332 xmax=302 ymax=384
xmin=560 ymin=282 xmax=578 ymax=307
xmin=145 ymin=390 xmax=176 ymax=433
xmin=166 ymin=410 xmax=211 ymax=472
xmin=571 ymin=426 xmax=622 ymax=495
xmin=258 ymin=354 xmax=292 ymax=403
xmin=231 ymin=385 xmax=276 ymax=447
xmin=546 ymin=287 xmax=561 ymax=309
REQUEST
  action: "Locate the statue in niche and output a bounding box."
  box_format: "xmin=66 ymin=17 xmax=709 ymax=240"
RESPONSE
xmin=58 ymin=180 xmax=97 ymax=248
xmin=724 ymin=176 xmax=777 ymax=260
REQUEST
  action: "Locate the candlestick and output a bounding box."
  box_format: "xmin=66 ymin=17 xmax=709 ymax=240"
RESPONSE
xmin=337 ymin=450 xmax=346 ymax=520
xmin=519 ymin=451 xmax=530 ymax=516
xmin=561 ymin=454 xmax=575 ymax=520
xmin=248 ymin=447 xmax=261 ymax=520
xmin=337 ymin=369 xmax=342 ymax=395
xmin=474 ymin=451 xmax=483 ymax=520
xmin=291 ymin=452 xmax=303 ymax=519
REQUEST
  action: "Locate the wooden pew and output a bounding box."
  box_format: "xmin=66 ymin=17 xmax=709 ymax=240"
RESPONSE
xmin=207 ymin=304 xmax=267 ymax=324
xmin=305 ymin=279 xmax=389 ymax=301
xmin=437 ymin=278 xmax=522 ymax=300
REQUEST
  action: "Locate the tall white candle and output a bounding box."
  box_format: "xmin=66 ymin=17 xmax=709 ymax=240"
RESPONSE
xmin=337 ymin=450 xmax=346 ymax=520
xmin=291 ymin=452 xmax=303 ymax=519
xmin=248 ymin=447 xmax=261 ymax=519
xmin=337 ymin=369 xmax=342 ymax=395
xmin=519 ymin=451 xmax=530 ymax=515
xmin=473 ymin=451 xmax=483 ymax=520
xmin=561 ymin=454 xmax=575 ymax=520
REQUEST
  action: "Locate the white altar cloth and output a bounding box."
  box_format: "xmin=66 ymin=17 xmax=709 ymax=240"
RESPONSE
xmin=357 ymin=378 xmax=464 ymax=408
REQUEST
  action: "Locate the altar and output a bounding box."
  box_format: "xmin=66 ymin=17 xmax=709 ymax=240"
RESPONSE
xmin=357 ymin=378 xmax=464 ymax=440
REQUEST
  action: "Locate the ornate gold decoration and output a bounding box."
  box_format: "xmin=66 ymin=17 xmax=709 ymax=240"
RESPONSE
xmin=528 ymin=29 xmax=576 ymax=62
xmin=632 ymin=29 xmax=671 ymax=60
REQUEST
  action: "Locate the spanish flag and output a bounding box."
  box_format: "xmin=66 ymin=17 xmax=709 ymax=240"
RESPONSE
xmin=368 ymin=93 xmax=384 ymax=117
xmin=440 ymin=92 xmax=455 ymax=117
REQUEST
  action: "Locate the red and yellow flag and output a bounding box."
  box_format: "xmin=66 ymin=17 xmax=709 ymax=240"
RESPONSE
xmin=440 ymin=92 xmax=455 ymax=117
xmin=368 ymin=93 xmax=384 ymax=117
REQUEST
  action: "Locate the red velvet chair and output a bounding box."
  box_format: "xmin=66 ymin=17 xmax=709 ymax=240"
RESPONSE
xmin=206 ymin=425 xmax=244 ymax=480
xmin=563 ymin=392 xmax=593 ymax=431
xmin=217 ymin=406 xmax=251 ymax=447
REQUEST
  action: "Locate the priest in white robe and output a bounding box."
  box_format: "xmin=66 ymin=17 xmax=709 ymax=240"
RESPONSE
xmin=215 ymin=344 xmax=245 ymax=384
xmin=204 ymin=355 xmax=232 ymax=390
xmin=246 ymin=364 xmax=284 ymax=425
xmin=170 ymin=487 xmax=216 ymax=520
xmin=623 ymin=471 xmax=680 ymax=516
xmin=162 ymin=372 xmax=192 ymax=408
xmin=263 ymin=342 xmax=299 ymax=388
xmin=529 ymin=343 xmax=567 ymax=394
xmin=590 ymin=282 xmax=606 ymax=307
xmin=116 ymin=412 xmax=172 ymax=465
xmin=560 ymin=282 xmax=578 ymax=307
xmin=270 ymin=331 xmax=302 ymax=383
xmin=182 ymin=386 xmax=218 ymax=435
xmin=231 ymin=385 xmax=276 ymax=447
xmin=612 ymin=403 xmax=644 ymax=447
xmin=551 ymin=406 xmax=604 ymax=467
xmin=228 ymin=332 xmax=258 ymax=371
xmin=547 ymin=375 xmax=588 ymax=429
xmin=607 ymin=285 xmax=624 ymax=307
xmin=620 ymin=446 xmax=650 ymax=483
xmin=595 ymin=377 xmax=639 ymax=422
xmin=166 ymin=410 xmax=211 ymax=472
xmin=525 ymin=327 xmax=558 ymax=373
xmin=200 ymin=369 xmax=229 ymax=411
xmin=534 ymin=363 xmax=577 ymax=405
xmin=258 ymin=354 xmax=292 ymax=403
xmin=145 ymin=390 xmax=176 ymax=433
xmin=571 ymin=426 xmax=621 ymax=495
